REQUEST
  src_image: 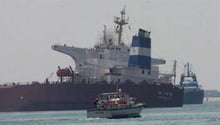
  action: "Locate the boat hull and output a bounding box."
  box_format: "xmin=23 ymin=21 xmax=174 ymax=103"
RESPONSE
xmin=183 ymin=88 xmax=204 ymax=104
xmin=0 ymin=82 xmax=183 ymax=112
xmin=87 ymin=106 xmax=143 ymax=118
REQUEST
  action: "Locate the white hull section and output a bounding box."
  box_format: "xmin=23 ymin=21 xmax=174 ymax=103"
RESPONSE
xmin=87 ymin=106 xmax=142 ymax=118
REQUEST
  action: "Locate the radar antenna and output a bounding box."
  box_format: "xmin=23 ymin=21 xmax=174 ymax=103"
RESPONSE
xmin=114 ymin=7 xmax=129 ymax=45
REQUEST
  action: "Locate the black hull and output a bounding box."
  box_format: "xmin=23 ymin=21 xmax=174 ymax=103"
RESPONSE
xmin=184 ymin=88 xmax=204 ymax=104
xmin=0 ymin=82 xmax=183 ymax=112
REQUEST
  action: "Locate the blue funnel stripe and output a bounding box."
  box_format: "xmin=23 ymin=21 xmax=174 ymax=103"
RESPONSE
xmin=128 ymin=55 xmax=151 ymax=69
xmin=131 ymin=37 xmax=151 ymax=48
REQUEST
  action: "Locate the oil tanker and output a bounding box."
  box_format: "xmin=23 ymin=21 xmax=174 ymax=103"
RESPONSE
xmin=0 ymin=8 xmax=183 ymax=112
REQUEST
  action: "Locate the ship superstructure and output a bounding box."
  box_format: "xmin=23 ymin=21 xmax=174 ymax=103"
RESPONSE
xmin=52 ymin=8 xmax=168 ymax=84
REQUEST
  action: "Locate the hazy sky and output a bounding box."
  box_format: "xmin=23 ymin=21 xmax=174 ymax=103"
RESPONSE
xmin=0 ymin=0 xmax=219 ymax=90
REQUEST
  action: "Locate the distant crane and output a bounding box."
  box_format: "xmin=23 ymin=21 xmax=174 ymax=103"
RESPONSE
xmin=45 ymin=72 xmax=54 ymax=84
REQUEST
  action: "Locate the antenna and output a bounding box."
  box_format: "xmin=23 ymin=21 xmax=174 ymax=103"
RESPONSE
xmin=186 ymin=62 xmax=190 ymax=76
xmin=103 ymin=25 xmax=107 ymax=45
xmin=114 ymin=7 xmax=129 ymax=45
xmin=173 ymin=60 xmax=177 ymax=84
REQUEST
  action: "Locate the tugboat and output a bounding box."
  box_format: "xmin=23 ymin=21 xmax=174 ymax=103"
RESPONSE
xmin=87 ymin=89 xmax=144 ymax=118
xmin=179 ymin=62 xmax=204 ymax=104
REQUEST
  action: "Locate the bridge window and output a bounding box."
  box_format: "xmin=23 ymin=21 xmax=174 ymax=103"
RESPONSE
xmin=100 ymin=54 xmax=104 ymax=59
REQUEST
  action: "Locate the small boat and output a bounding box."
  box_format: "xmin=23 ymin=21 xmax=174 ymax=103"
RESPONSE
xmin=87 ymin=89 xmax=144 ymax=118
xmin=179 ymin=62 xmax=204 ymax=104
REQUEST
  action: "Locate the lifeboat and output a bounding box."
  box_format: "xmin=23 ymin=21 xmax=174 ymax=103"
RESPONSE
xmin=56 ymin=66 xmax=72 ymax=77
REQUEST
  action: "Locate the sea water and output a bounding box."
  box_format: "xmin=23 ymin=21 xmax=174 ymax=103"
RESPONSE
xmin=0 ymin=102 xmax=219 ymax=125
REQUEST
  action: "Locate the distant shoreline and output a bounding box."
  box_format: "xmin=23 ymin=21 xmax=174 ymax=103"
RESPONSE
xmin=204 ymin=97 xmax=220 ymax=103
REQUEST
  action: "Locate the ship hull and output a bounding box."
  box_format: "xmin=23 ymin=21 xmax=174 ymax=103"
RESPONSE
xmin=0 ymin=82 xmax=183 ymax=112
xmin=183 ymin=88 xmax=204 ymax=104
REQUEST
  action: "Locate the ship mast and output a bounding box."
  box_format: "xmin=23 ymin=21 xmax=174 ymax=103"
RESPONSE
xmin=114 ymin=8 xmax=129 ymax=45
xmin=186 ymin=62 xmax=190 ymax=76
xmin=103 ymin=25 xmax=107 ymax=45
xmin=173 ymin=60 xmax=177 ymax=84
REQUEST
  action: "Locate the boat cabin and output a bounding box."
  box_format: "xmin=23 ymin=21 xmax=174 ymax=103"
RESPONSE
xmin=94 ymin=91 xmax=137 ymax=110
